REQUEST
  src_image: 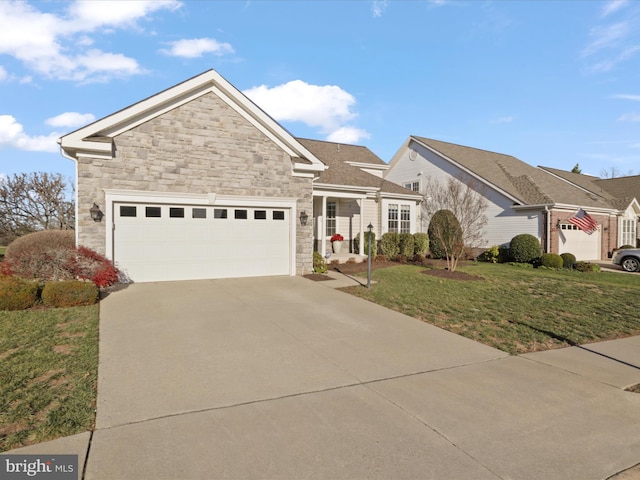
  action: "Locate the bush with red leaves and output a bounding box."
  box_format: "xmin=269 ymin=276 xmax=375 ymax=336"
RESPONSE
xmin=4 ymin=231 xmax=120 ymax=287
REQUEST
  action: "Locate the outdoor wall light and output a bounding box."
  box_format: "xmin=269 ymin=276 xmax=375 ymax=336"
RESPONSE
xmin=90 ymin=203 xmax=103 ymax=222
xmin=299 ymin=210 xmax=308 ymax=226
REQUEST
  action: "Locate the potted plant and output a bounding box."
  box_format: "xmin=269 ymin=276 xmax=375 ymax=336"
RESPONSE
xmin=331 ymin=234 xmax=344 ymax=254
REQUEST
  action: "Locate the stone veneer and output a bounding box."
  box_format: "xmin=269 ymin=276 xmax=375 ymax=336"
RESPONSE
xmin=76 ymin=92 xmax=313 ymax=275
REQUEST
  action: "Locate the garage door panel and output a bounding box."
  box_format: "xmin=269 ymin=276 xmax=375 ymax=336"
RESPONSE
xmin=558 ymin=224 xmax=600 ymax=260
xmin=113 ymin=202 xmax=291 ymax=282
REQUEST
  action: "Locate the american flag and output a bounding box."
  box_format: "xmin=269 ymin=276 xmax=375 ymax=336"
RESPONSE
xmin=568 ymin=208 xmax=598 ymax=235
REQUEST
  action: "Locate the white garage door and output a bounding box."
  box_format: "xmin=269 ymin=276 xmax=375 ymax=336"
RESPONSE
xmin=113 ymin=203 xmax=291 ymax=282
xmin=558 ymin=223 xmax=600 ymax=260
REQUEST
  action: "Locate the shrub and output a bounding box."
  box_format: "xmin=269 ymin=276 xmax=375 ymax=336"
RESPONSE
xmin=353 ymin=231 xmax=377 ymax=259
xmin=41 ymin=280 xmax=98 ymax=308
xmin=509 ymin=234 xmax=542 ymax=263
xmin=428 ymin=210 xmax=463 ymax=260
xmin=313 ymin=251 xmax=327 ymax=274
xmin=413 ymin=233 xmax=429 ymax=256
xmin=618 ymin=245 xmax=635 ymax=250
xmin=560 ymin=253 xmax=577 ymax=269
xmin=575 ymin=261 xmax=601 ymax=273
xmin=540 ymin=253 xmax=563 ymax=269
xmin=398 ymin=233 xmax=414 ymax=258
xmin=482 ymin=245 xmax=500 ymax=263
xmin=380 ymin=233 xmax=400 ymax=259
xmin=4 ymin=230 xmax=120 ymax=287
xmin=0 ymin=276 xmax=39 ymax=310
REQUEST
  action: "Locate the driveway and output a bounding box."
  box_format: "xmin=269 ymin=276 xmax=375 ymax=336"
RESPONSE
xmin=10 ymin=276 xmax=640 ymax=479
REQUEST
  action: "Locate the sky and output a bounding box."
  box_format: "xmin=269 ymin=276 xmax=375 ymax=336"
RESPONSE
xmin=1 ymin=0 xmax=639 ymax=185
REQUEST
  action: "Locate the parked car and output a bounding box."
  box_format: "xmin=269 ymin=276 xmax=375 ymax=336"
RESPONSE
xmin=612 ymin=248 xmax=640 ymax=272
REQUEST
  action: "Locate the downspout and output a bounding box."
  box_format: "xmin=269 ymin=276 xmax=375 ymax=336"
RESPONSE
xmin=543 ymin=206 xmax=550 ymax=253
xmin=58 ymin=142 xmax=79 ymax=247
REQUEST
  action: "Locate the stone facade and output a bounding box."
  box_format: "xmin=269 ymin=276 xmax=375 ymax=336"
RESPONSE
xmin=76 ymin=92 xmax=314 ymax=275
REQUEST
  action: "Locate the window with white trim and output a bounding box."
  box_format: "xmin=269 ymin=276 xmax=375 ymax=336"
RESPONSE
xmin=404 ymin=181 xmax=420 ymax=192
xmin=400 ymin=205 xmax=411 ymax=233
xmin=326 ymin=201 xmax=336 ymax=237
xmin=388 ymin=204 xmax=399 ymax=233
xmin=622 ymin=218 xmax=636 ymax=246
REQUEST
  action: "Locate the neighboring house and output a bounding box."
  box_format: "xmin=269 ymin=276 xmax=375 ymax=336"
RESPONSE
xmin=58 ymin=69 xmax=419 ymax=283
xmin=385 ymin=136 xmax=640 ymax=260
xmin=298 ymin=138 xmax=422 ymax=259
xmin=594 ymin=175 xmax=640 ymax=247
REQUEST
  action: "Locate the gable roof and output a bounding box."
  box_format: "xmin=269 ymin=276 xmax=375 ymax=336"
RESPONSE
xmin=409 ymin=136 xmax=617 ymax=211
xmin=298 ymin=138 xmax=420 ymax=198
xmin=595 ymin=175 xmax=640 ymax=210
xmin=58 ymin=69 xmax=325 ymax=175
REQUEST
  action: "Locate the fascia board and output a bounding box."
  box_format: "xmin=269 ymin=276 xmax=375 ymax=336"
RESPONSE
xmin=549 ymin=203 xmax=620 ymax=214
xmin=409 ymin=136 xmax=524 ymax=205
xmin=313 ymin=183 xmax=378 ymax=194
xmin=345 ymin=161 xmax=389 ymax=170
xmin=378 ymin=192 xmax=423 ymax=202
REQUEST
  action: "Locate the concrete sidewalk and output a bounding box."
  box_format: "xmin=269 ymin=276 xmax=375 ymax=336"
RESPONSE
xmin=7 ymin=277 xmax=640 ymax=479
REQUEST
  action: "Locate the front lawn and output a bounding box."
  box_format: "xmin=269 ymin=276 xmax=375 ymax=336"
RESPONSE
xmin=0 ymin=305 xmax=99 ymax=452
xmin=343 ymin=263 xmax=640 ymax=354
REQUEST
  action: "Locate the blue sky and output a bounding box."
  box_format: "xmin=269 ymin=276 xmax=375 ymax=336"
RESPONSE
xmin=1 ymin=0 xmax=639 ymax=184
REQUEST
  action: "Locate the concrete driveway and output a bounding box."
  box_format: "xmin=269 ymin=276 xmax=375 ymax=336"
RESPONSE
xmin=10 ymin=276 xmax=640 ymax=479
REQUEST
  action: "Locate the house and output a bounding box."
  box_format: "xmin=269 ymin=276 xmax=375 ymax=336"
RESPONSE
xmin=297 ymin=138 xmax=422 ymax=259
xmin=58 ymin=69 xmax=419 ymax=283
xmin=385 ymin=136 xmax=640 ymax=260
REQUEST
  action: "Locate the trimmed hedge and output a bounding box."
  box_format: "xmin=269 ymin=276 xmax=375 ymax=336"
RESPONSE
xmin=413 ymin=233 xmax=429 ymax=256
xmin=575 ymin=261 xmax=601 ymax=273
xmin=509 ymin=234 xmax=542 ymax=263
xmin=0 ymin=276 xmax=39 ymax=310
xmin=428 ymin=210 xmax=463 ymax=259
xmin=354 ymin=231 xmax=377 ymax=259
xmin=41 ymin=280 xmax=99 ymax=308
xmin=398 ymin=233 xmax=414 ymax=258
xmin=540 ymin=253 xmax=563 ymax=269
xmin=560 ymin=253 xmax=577 ymax=269
xmin=380 ymin=233 xmax=400 ymax=259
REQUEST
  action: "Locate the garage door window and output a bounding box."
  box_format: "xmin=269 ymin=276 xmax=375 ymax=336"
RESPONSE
xmin=273 ymin=211 xmax=285 ymax=220
xmin=170 ymin=207 xmax=184 ymax=218
xmin=254 ymin=210 xmax=267 ymax=220
xmin=146 ymin=206 xmax=161 ymax=218
xmin=235 ymin=209 xmax=247 ymax=220
xmin=120 ymin=206 xmax=137 ymax=217
xmin=214 ymin=209 xmax=227 ymax=219
xmin=192 ymin=208 xmax=206 ymax=219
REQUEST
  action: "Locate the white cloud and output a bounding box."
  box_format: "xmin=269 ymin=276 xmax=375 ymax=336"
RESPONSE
xmin=160 ymin=38 xmax=234 ymax=58
xmin=0 ymin=0 xmax=181 ymax=82
xmin=617 ymin=112 xmax=640 ymax=122
xmin=244 ymin=80 xmax=370 ymax=144
xmin=582 ymin=22 xmax=629 ymax=57
xmin=610 ymin=93 xmax=640 ymax=101
xmin=602 ymin=0 xmax=629 ymax=17
xmin=45 ymin=112 xmax=95 ymax=128
xmin=327 ymin=127 xmax=370 ymax=144
xmin=372 ymin=0 xmax=388 ymax=18
xmin=0 ymin=115 xmax=59 ymax=152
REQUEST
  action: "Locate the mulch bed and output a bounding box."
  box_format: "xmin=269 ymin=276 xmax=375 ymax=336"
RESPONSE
xmin=303 ymin=274 xmax=334 ymax=281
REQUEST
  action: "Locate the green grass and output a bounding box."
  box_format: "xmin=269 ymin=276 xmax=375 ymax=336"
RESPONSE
xmin=0 ymin=246 xmax=6 ymax=256
xmin=0 ymin=305 xmax=99 ymax=452
xmin=343 ymin=263 xmax=640 ymax=354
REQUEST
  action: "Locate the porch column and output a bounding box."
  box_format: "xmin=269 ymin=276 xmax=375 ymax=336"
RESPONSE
xmin=320 ymin=195 xmax=327 ymax=258
xmin=359 ymin=197 xmax=365 ymax=255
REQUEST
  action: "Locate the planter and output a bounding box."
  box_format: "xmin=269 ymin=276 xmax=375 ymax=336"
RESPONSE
xmin=332 ymin=241 xmax=343 ymax=254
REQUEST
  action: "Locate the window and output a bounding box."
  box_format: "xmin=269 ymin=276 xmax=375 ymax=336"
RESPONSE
xmin=622 ymin=219 xmax=636 ymax=246
xmin=400 ymin=205 xmax=411 ymax=233
xmin=214 ymin=209 xmax=227 ymax=219
xmin=192 ymin=208 xmax=206 ymax=219
xmin=234 ymin=209 xmax=247 ymax=220
xmin=273 ymin=211 xmax=285 ymax=220
xmin=145 ymin=206 xmax=161 ymax=218
xmin=388 ymin=204 xmax=398 ymax=233
xmin=404 ymin=181 xmax=420 ymax=192
xmin=254 ymin=210 xmax=267 ymax=220
xmin=169 ymin=207 xmax=184 ymax=218
xmin=120 ymin=206 xmax=136 ymax=217
xmin=326 ymin=201 xmax=336 ymax=237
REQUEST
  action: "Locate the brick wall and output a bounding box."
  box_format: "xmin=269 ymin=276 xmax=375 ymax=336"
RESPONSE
xmin=77 ymin=92 xmax=313 ymax=275
xmin=548 ymin=210 xmax=618 ymax=260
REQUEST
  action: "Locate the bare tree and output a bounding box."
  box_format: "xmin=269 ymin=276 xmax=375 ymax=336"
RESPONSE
xmin=600 ymin=166 xmax=622 ymax=179
xmin=0 ymin=172 xmax=75 ymax=237
xmin=422 ymin=175 xmax=489 ymax=255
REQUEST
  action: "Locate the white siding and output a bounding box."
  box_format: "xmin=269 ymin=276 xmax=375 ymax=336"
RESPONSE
xmin=385 ymin=145 xmax=543 ymax=248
